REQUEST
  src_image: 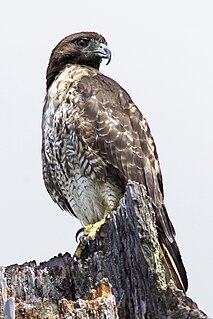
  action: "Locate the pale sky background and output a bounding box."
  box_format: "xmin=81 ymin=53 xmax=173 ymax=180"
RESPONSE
xmin=1 ymin=0 xmax=213 ymax=316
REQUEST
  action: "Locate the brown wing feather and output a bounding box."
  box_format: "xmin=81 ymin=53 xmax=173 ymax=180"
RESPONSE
xmin=75 ymin=70 xmax=188 ymax=291
xmin=77 ymin=73 xmax=173 ymax=236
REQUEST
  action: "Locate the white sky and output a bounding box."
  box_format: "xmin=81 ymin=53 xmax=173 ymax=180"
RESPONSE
xmin=1 ymin=0 xmax=213 ymax=316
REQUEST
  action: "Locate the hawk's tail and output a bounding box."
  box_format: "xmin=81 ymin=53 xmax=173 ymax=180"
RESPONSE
xmin=159 ymin=231 xmax=188 ymax=291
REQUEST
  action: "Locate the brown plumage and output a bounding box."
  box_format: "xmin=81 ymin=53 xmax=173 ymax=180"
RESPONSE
xmin=42 ymin=31 xmax=188 ymax=291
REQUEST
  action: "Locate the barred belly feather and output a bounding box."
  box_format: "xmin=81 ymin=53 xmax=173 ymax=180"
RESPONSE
xmin=42 ymin=65 xmax=122 ymax=225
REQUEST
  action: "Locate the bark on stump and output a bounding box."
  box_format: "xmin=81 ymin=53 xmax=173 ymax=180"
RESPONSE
xmin=0 ymin=182 xmax=209 ymax=318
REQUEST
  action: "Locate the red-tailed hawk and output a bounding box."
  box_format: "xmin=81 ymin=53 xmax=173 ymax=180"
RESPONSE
xmin=42 ymin=32 xmax=188 ymax=291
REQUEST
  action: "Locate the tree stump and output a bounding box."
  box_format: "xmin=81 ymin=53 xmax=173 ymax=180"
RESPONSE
xmin=0 ymin=182 xmax=209 ymax=318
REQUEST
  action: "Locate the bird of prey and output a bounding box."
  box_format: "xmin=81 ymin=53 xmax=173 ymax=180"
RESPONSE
xmin=42 ymin=31 xmax=188 ymax=291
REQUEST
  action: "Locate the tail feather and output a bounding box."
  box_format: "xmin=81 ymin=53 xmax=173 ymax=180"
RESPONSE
xmin=153 ymin=203 xmax=188 ymax=291
xmin=159 ymin=231 xmax=188 ymax=291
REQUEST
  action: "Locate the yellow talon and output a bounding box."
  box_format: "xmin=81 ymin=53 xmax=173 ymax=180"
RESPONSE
xmin=74 ymin=208 xmax=113 ymax=259
xmin=84 ymin=218 xmax=106 ymax=240
xmin=74 ymin=218 xmax=107 ymax=258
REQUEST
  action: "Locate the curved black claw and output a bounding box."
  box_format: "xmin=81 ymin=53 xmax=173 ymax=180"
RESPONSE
xmin=75 ymin=227 xmax=84 ymax=242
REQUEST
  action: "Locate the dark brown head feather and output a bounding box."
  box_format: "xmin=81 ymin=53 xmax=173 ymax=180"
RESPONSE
xmin=46 ymin=32 xmax=108 ymax=89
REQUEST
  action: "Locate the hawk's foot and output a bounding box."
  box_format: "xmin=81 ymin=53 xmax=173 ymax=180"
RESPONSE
xmin=74 ymin=218 xmax=106 ymax=258
xmin=74 ymin=209 xmax=114 ymax=258
xmin=84 ymin=218 xmax=106 ymax=240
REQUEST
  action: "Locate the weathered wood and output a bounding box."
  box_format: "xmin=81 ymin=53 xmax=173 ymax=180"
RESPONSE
xmin=0 ymin=182 xmax=209 ymax=318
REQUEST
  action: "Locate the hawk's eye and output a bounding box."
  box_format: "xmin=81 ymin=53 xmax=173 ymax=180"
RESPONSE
xmin=75 ymin=38 xmax=90 ymax=48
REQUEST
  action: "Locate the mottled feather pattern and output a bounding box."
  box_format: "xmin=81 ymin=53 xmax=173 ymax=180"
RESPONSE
xmin=43 ymin=64 xmax=173 ymax=234
xmin=42 ymin=66 xmax=122 ymax=224
xmin=74 ymin=71 xmax=175 ymax=240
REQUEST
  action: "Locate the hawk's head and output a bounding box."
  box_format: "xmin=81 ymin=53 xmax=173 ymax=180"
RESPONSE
xmin=46 ymin=32 xmax=111 ymax=89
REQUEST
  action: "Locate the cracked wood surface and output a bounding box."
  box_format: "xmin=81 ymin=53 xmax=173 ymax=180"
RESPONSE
xmin=0 ymin=182 xmax=209 ymax=318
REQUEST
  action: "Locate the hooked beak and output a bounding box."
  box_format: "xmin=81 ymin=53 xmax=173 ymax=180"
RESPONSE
xmin=94 ymin=43 xmax=111 ymax=65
